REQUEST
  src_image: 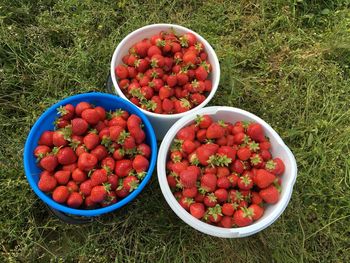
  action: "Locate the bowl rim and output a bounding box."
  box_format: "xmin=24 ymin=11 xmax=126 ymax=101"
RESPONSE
xmin=157 ymin=106 xmax=298 ymax=238
xmin=110 ymin=23 xmax=221 ymax=120
xmin=23 ymin=92 xmax=157 ymax=217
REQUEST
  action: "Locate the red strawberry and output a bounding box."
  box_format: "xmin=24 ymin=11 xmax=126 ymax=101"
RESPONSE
xmin=249 ymin=204 xmax=264 ymax=220
xmin=227 ymin=173 xmax=239 ymax=187
xmin=75 ymin=102 xmax=92 ymax=116
xmin=217 ymin=146 xmax=236 ymax=161
xmin=83 ymin=133 xmax=100 ymax=150
xmin=195 ymin=115 xmax=213 ymax=129
xmin=77 ymin=153 xmax=98 ymax=171
xmin=179 ymin=169 xmax=198 ymax=188
xmin=52 ymin=186 xmax=70 ymax=203
xmin=167 ymin=174 xmax=177 ymax=188
xmin=259 ymin=185 xmax=280 ymax=204
xmin=182 ymin=140 xmax=196 ymax=154
xmin=250 ymin=153 xmax=264 ymax=167
xmin=132 ymin=155 xmax=149 ymax=173
xmin=179 ymin=196 xmax=194 ymax=211
xmin=237 ymin=147 xmax=251 ymax=161
xmin=91 ymin=169 xmax=108 ymax=187
xmin=233 ymin=207 xmax=254 ymax=227
xmin=135 ymin=59 xmax=149 ymax=73
xmin=115 ymin=186 xmax=129 ymax=198
xmin=108 ymin=174 xmax=119 ymax=190
xmin=115 ymin=159 xmax=133 ymax=177
xmin=222 ymin=203 xmax=236 ymax=216
xmin=174 ymin=98 xmax=191 ymax=113
xmin=195 ymin=66 xmax=208 ymax=81
xmin=254 ymin=169 xmax=276 ymax=189
xmin=251 ymin=191 xmax=263 ymax=205
xmin=231 ymin=159 xmax=244 ymax=174
xmin=91 ymin=145 xmax=108 ymax=161
xmin=177 ymin=126 xmax=195 ymax=141
xmin=38 ymin=172 xmax=57 ymax=192
xmin=183 ymin=51 xmax=197 ymax=65
xmin=79 ymin=179 xmax=93 ymax=196
xmin=90 ymin=185 xmax=109 ymax=203
xmin=190 ymin=203 xmax=205 ymax=219
xmin=214 ymin=188 xmax=228 ymax=203
xmin=220 ymin=216 xmax=234 ymax=228
xmin=162 ymin=98 xmax=174 ymax=113
xmin=34 ymin=145 xmax=51 ymax=159
xmin=62 ymin=163 xmax=77 ymax=172
xmin=95 ymin=106 xmax=106 ymax=121
xmin=171 ymin=161 xmax=188 ymax=175
xmin=137 ymin=144 xmax=151 ymax=158
xmin=39 ymin=155 xmax=58 ymax=172
xmin=67 ymin=192 xmax=83 ymax=208
xmin=84 ymin=196 xmax=96 ymax=208
xmin=101 ymin=157 xmax=115 ymax=171
xmin=115 ymin=65 xmax=129 ymax=79
xmin=38 ymin=131 xmax=54 ymax=147
xmin=200 ymin=173 xmax=217 ymax=192
xmin=57 ymin=104 xmax=75 ymax=120
xmin=71 ymin=118 xmax=89 ymax=135
xmin=217 ymin=176 xmax=231 ymax=189
xmin=123 ymin=176 xmax=139 ymax=192
xmin=247 ymin=123 xmax=265 ymax=142
xmin=54 ymin=170 xmax=71 ymax=185
xmin=265 ymin=158 xmax=285 ymax=175
xmin=196 ymin=143 xmax=219 ymax=166
xmin=182 ymin=186 xmax=198 ymax=198
xmin=72 ymin=168 xmax=87 ymax=183
xmin=216 ymin=167 xmax=230 ymax=178
xmin=67 ymin=180 xmax=79 ymax=192
xmin=57 ymin=147 xmax=77 ymax=165
xmin=206 ymin=122 xmax=225 ymax=139
xmin=82 ymin=109 xmax=100 ymax=125
xmin=109 ymin=126 xmax=124 ymax=141
xmin=180 ymin=32 xmax=197 ymax=47
xmin=207 ymin=204 xmax=223 ymax=223
xmin=260 ymin=149 xmax=272 ymax=161
xmin=52 ymin=131 xmax=68 ymax=147
xmin=109 ymin=116 xmax=127 ymax=128
xmin=260 ymin=141 xmax=271 ymax=150
xmin=237 ymin=174 xmax=253 ymax=190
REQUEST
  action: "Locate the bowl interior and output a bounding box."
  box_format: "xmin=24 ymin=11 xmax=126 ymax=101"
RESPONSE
xmin=24 ymin=92 xmax=157 ymax=216
xmin=110 ymin=24 xmax=220 ymax=119
xmin=158 ymin=106 xmax=297 ymax=237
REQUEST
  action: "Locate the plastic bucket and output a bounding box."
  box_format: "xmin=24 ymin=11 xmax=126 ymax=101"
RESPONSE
xmin=23 ymin=92 xmax=157 ymax=217
xmin=157 ymin=106 xmax=297 ymax=238
xmin=110 ymin=23 xmax=220 ymax=139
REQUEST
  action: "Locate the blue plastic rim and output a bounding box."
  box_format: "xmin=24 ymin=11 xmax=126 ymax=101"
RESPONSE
xmin=23 ymin=92 xmax=157 ymax=216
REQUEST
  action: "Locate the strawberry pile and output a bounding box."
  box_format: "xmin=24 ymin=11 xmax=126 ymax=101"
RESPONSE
xmin=34 ymin=102 xmax=151 ymax=209
xmin=166 ymin=115 xmax=285 ymax=228
xmin=115 ymin=30 xmax=212 ymax=114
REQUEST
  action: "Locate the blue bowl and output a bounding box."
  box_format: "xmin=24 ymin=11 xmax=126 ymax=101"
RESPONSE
xmin=23 ymin=92 xmax=157 ymax=216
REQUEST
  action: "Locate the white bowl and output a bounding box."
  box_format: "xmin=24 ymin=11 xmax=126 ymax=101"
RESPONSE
xmin=157 ymin=106 xmax=297 ymax=238
xmin=110 ymin=24 xmax=220 ymax=139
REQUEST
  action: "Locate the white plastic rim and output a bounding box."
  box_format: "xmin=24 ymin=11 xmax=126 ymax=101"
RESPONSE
xmin=157 ymin=106 xmax=298 ymax=238
xmin=110 ymin=23 xmax=220 ymax=139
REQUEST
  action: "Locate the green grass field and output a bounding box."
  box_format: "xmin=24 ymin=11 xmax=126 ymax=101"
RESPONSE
xmin=1 ymin=0 xmax=350 ymax=262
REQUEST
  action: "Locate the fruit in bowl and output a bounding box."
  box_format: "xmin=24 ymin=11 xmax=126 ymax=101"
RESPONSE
xmin=114 ymin=29 xmax=213 ymax=114
xmin=34 ymin=102 xmax=151 ymax=209
xmin=166 ymin=114 xmax=286 ymax=228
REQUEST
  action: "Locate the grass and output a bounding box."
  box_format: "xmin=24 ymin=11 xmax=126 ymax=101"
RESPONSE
xmin=1 ymin=0 xmax=350 ymax=262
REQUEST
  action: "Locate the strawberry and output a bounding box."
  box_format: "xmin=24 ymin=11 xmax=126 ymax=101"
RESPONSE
xmin=247 ymin=123 xmax=265 ymax=142
xmin=227 ymin=173 xmax=239 ymax=187
xmin=237 ymin=147 xmax=251 ymax=161
xmin=182 ymin=140 xmax=196 ymax=154
xmin=217 ymin=176 xmax=231 ymax=189
xmin=217 ymin=146 xmax=236 ymax=161
xmin=265 ymin=158 xmax=285 ymax=175
xmin=90 ymin=185 xmax=109 ymax=203
xmin=222 ymin=203 xmax=236 ymax=216
xmin=72 ymin=168 xmax=87 ymax=183
xmin=233 ymin=207 xmax=254 ymax=227
xmin=260 ymin=149 xmax=272 ymax=161
xmin=95 ymin=106 xmax=106 ymax=121
xmin=180 ymin=32 xmax=197 ymax=47
xmin=177 ymin=126 xmax=195 ymax=141
xmin=137 ymin=143 xmax=151 ymax=158
xmin=231 ymin=159 xmax=244 ymax=174
xmin=115 ymin=159 xmax=133 ymax=177
xmin=183 ymin=186 xmax=198 ymax=198
xmin=260 ymin=141 xmax=271 ymax=150
xmin=172 ymin=161 xmax=188 ymax=175
xmin=82 ymin=108 xmax=100 ymax=125
xmin=183 ymin=51 xmax=197 ymax=65
xmin=167 ymin=174 xmax=177 ymax=188
xmin=179 ymin=196 xmax=194 ymax=211
xmin=237 ymin=174 xmax=253 ymax=190
xmin=251 ymin=191 xmax=263 ymax=205
xmin=62 ymin=163 xmax=77 ymax=172
xmin=109 ymin=116 xmax=127 ymax=128
xmin=52 ymin=186 xmax=70 ymax=203
xmin=190 ymin=203 xmax=205 ymax=219
xmin=250 ymin=153 xmax=264 ymax=167
xmin=174 ymin=98 xmax=191 ymax=113
xmin=249 ymin=204 xmax=264 ymax=220
xmin=123 ymin=176 xmax=139 ymax=192
xmin=220 ymin=216 xmax=234 ymax=228
xmin=38 ymin=131 xmax=54 ymax=147
xmin=259 ymin=185 xmax=280 ymax=204
xmin=214 ymin=188 xmax=228 ymax=203
xmin=254 ymin=169 xmax=276 ymax=189
xmin=71 ymin=118 xmax=89 ymax=135
xmin=115 ymin=65 xmax=129 ymax=79
xmin=206 ymin=122 xmax=225 ymax=139
xmin=200 ymin=173 xmax=217 ymax=192
xmin=52 ymin=131 xmax=68 ymax=147
xmin=132 ymin=155 xmax=149 ymax=173
xmin=39 ymin=154 xmax=58 ymax=172
xmin=67 ymin=192 xmax=83 ymax=208
xmin=77 ymin=153 xmax=98 ymax=172
xmin=91 ymin=169 xmax=108 ymax=186
xmin=80 ymin=179 xmax=93 ymax=196
xmin=57 ymin=104 xmax=75 ymax=120
xmin=195 ymin=115 xmax=213 ymax=129
xmin=91 ymin=145 xmax=108 ymax=161
xmin=34 ymin=145 xmax=51 ymax=159
xmin=108 ymin=174 xmax=119 ymax=190
xmin=196 ymin=143 xmax=219 ymax=166
xmin=217 ymin=167 xmax=230 ymax=177
xmin=84 ymin=196 xmax=96 ymax=208
xmin=207 ymin=204 xmax=223 ymax=223
xmin=75 ymin=102 xmax=92 ymax=116
xmin=179 ymin=168 xmax=198 ymax=188
xmin=38 ymin=172 xmax=57 ymax=192
xmin=54 ymin=170 xmax=71 ymax=185
xmin=67 ymin=180 xmax=79 ymax=192
xmin=57 ymin=147 xmax=77 ymax=165
xmin=101 ymin=157 xmax=115 ymax=171
xmin=195 ymin=66 xmax=208 ymax=81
